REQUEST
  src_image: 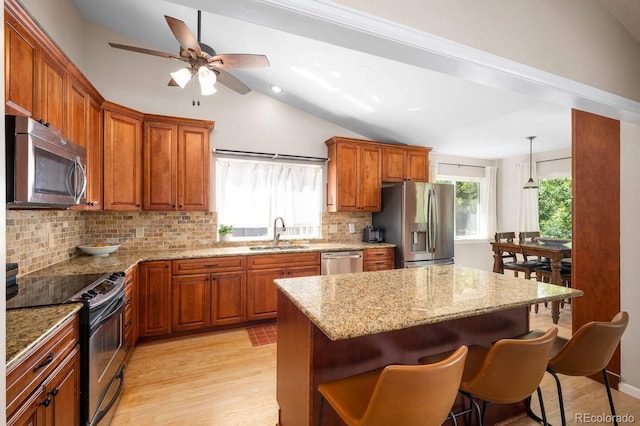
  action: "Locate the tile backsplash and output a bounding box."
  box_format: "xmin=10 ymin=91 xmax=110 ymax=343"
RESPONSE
xmin=5 ymin=210 xmax=372 ymax=276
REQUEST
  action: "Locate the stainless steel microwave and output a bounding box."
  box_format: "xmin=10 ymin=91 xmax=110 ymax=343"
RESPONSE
xmin=5 ymin=115 xmax=87 ymax=208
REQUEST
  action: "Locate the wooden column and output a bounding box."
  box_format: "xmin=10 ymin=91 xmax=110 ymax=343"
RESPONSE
xmin=571 ymin=109 xmax=621 ymax=379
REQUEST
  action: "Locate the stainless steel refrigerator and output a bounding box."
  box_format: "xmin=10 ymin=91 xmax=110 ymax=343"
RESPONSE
xmin=373 ymin=182 xmax=455 ymax=268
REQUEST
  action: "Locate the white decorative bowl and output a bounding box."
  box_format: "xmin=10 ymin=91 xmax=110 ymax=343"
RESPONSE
xmin=78 ymin=244 xmax=121 ymax=256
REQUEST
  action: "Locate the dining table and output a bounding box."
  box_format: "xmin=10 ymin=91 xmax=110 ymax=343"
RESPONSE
xmin=491 ymin=238 xmax=572 ymax=324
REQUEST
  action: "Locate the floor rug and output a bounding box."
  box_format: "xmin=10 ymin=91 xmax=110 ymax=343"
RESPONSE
xmin=247 ymin=324 xmax=277 ymax=346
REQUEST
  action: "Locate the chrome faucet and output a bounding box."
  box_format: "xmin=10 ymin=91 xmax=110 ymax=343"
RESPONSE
xmin=273 ymin=217 xmax=286 ymax=247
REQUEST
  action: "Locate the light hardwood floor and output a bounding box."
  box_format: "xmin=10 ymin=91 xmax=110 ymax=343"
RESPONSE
xmin=112 ymin=305 xmax=640 ymax=425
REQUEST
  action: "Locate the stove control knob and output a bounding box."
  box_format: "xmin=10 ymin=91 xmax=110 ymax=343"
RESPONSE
xmin=88 ymin=289 xmax=97 ymax=296
xmin=81 ymin=293 xmax=93 ymax=300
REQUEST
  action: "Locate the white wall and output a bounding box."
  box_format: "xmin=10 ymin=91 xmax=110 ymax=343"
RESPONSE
xmin=620 ymin=121 xmax=640 ymax=396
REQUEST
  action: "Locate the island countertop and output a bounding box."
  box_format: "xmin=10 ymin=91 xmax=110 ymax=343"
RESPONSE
xmin=274 ymin=263 xmax=583 ymax=341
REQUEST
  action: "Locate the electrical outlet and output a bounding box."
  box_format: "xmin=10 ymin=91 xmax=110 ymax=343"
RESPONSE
xmin=329 ymin=224 xmax=338 ymax=233
xmin=136 ymin=227 xmax=144 ymax=238
xmin=348 ymin=223 xmax=356 ymax=234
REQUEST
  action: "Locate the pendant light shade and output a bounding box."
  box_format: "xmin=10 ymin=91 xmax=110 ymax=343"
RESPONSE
xmin=170 ymin=68 xmax=193 ymax=88
xmin=523 ymin=136 xmax=539 ymax=189
xmin=170 ymin=66 xmax=218 ymax=96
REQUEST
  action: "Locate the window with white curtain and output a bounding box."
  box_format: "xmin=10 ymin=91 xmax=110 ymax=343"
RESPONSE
xmin=216 ymin=158 xmax=323 ymax=240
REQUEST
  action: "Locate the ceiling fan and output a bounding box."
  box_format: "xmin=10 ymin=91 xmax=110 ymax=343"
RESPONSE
xmin=109 ymin=11 xmax=270 ymax=99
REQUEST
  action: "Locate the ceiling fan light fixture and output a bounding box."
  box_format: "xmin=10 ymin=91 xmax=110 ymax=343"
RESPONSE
xmin=170 ymin=67 xmax=192 ymax=88
xmin=198 ymin=66 xmax=217 ymax=96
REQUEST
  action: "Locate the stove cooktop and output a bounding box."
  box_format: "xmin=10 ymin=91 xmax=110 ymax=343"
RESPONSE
xmin=6 ymin=272 xmax=123 ymax=309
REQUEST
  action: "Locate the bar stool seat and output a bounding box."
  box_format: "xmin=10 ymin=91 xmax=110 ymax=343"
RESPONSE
xmin=318 ymin=346 xmax=468 ymax=426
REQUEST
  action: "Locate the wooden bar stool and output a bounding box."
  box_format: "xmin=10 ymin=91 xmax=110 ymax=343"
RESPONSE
xmin=495 ymin=232 xmax=539 ymax=279
xmin=419 ymin=328 xmax=558 ymax=426
xmin=523 ymin=312 xmax=629 ymax=426
xmin=317 ymin=346 xmax=468 ymax=426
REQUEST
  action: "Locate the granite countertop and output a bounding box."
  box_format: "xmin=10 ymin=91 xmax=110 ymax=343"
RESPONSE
xmin=274 ymin=264 xmax=584 ymax=341
xmin=6 ymin=304 xmax=83 ymax=371
xmin=20 ymin=242 xmax=394 ymax=277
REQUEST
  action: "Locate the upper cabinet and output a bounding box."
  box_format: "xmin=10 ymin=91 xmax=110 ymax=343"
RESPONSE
xmin=326 ymin=137 xmax=381 ymax=212
xmin=103 ymin=102 xmax=144 ymax=211
xmin=143 ymin=115 xmax=213 ymax=211
xmin=326 ymin=137 xmax=432 ymax=212
xmin=382 ymin=145 xmax=431 ymax=182
xmin=4 ymin=7 xmax=38 ymax=117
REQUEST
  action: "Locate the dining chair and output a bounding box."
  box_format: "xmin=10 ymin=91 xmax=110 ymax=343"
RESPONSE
xmin=523 ymin=312 xmax=629 ymax=426
xmin=495 ymin=232 xmax=539 ymax=279
xmin=318 ymin=346 xmax=468 ymax=426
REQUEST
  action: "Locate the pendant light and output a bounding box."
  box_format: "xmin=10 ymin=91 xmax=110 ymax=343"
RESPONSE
xmin=523 ymin=136 xmax=539 ymax=189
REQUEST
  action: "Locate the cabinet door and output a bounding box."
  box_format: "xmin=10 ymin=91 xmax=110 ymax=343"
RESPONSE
xmin=65 ymin=79 xmax=87 ymax=148
xmin=4 ymin=13 xmax=38 ymax=117
xmin=6 ymin=386 xmax=46 ymax=426
xmin=358 ymin=145 xmax=381 ymax=211
xmin=84 ymin=97 xmax=103 ymax=210
xmin=212 ymin=271 xmax=246 ymax=325
xmin=381 ymin=146 xmax=405 ymax=182
xmin=334 ymin=143 xmax=359 ymax=211
xmin=177 ymin=125 xmax=210 ymax=211
xmin=138 ymin=261 xmax=172 ymax=337
xmin=46 ymin=345 xmax=81 ymax=426
xmin=171 ymin=273 xmax=211 ymax=332
xmin=405 ymin=149 xmax=429 ymax=182
xmin=247 ymin=268 xmax=283 ymax=320
xmin=143 ymin=121 xmax=177 ymax=210
xmin=39 ymin=51 xmax=66 ymax=134
xmin=104 ymin=108 xmax=143 ymax=210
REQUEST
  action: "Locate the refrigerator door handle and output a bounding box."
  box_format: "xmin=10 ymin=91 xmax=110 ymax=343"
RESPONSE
xmin=427 ymin=188 xmax=438 ymax=253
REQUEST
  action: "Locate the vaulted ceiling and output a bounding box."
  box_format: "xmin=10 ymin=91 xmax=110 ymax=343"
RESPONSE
xmin=71 ymin=0 xmax=640 ymax=159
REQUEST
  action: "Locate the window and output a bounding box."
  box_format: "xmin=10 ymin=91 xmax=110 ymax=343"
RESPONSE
xmin=216 ymin=158 xmax=323 ymax=240
xmin=538 ymin=177 xmax=572 ymax=238
xmin=437 ymin=177 xmax=482 ymax=238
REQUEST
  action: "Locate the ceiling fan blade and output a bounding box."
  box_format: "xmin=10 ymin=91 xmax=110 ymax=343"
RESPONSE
xmin=209 ymin=54 xmax=270 ymax=69
xmin=213 ymin=68 xmax=251 ymax=95
xmin=168 ymin=78 xmax=180 ymax=87
xmin=109 ymin=42 xmax=184 ymax=61
xmin=165 ymin=15 xmax=202 ymax=57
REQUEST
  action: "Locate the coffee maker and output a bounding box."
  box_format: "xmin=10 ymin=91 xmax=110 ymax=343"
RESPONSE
xmin=362 ymin=226 xmax=384 ymax=243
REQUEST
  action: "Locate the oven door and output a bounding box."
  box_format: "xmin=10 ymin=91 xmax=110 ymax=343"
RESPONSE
xmin=88 ymin=293 xmax=126 ymax=425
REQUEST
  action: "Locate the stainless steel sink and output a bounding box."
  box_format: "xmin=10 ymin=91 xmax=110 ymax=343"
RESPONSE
xmin=248 ymin=245 xmax=308 ymax=251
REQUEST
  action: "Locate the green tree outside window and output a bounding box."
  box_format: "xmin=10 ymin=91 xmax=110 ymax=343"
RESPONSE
xmin=538 ymin=177 xmax=572 ymax=239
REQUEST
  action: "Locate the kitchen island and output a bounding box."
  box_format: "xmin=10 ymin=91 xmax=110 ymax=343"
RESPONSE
xmin=274 ymin=264 xmax=583 ymax=425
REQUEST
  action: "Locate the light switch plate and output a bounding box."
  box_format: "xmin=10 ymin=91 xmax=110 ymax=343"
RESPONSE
xmin=136 ymin=227 xmax=145 ymax=238
xmin=329 ymin=224 xmax=338 ymax=233
xmin=348 ymin=223 xmax=356 ymax=233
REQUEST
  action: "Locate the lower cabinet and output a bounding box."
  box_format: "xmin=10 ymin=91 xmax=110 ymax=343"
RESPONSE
xmin=171 ymin=257 xmax=247 ymax=333
xmin=6 ymin=314 xmax=80 ymax=426
xmin=363 ymin=247 xmax=395 ymax=271
xmin=138 ymin=261 xmax=172 ymax=337
xmin=247 ymin=253 xmax=321 ymax=320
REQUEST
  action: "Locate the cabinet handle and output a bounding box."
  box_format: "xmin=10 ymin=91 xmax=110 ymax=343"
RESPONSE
xmin=39 ymin=397 xmax=52 ymax=407
xmin=136 ymin=204 xmax=141 ymax=207
xmin=125 ymin=320 xmax=133 ymax=328
xmin=165 ymin=264 xmax=169 ymax=269
xmin=281 ymin=271 xmax=285 ymax=276
xmin=172 ymin=204 xmax=176 ymax=208
xmin=211 ymin=276 xmax=217 ymax=281
xmin=125 ymin=298 xmax=132 ymax=306
xmin=126 ymin=279 xmax=133 ymax=285
xmin=33 ymin=353 xmax=54 ymax=372
xmin=47 ymin=387 xmax=59 ymax=397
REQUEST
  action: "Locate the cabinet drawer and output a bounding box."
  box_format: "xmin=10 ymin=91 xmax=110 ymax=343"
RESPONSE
xmin=172 ymin=256 xmax=246 ymax=275
xmin=364 ymin=248 xmax=394 ymax=261
xmin=6 ymin=314 xmax=79 ymax=418
xmin=247 ymin=252 xmax=320 ymax=270
xmin=364 ymin=260 xmax=395 ymax=272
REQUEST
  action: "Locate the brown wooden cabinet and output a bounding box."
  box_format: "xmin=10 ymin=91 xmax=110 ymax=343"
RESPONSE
xmin=84 ymin=97 xmax=103 ymax=210
xmin=65 ymin=79 xmax=87 ymax=148
xmin=103 ymin=102 xmax=144 ymax=211
xmin=138 ymin=261 xmax=172 ymax=337
xmin=142 ymin=116 xmax=213 ymax=211
xmin=325 ymin=137 xmax=381 ymax=212
xmin=4 ymin=6 xmax=38 ymax=117
xmin=247 ymin=252 xmax=320 ymax=320
xmin=123 ymin=267 xmax=138 ymax=360
xmin=171 ymin=256 xmax=246 ymax=332
xmin=363 ymin=247 xmax=395 ymax=271
xmin=382 ymin=146 xmax=431 ymax=182
xmin=6 ymin=313 xmax=80 ymax=426
xmin=39 ymin=51 xmax=66 ymax=134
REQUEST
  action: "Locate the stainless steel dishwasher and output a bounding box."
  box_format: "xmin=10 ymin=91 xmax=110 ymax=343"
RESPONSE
xmin=321 ymin=251 xmax=363 ymax=275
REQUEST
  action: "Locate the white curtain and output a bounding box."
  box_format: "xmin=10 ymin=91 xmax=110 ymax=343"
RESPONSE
xmin=216 ymin=158 xmax=322 ymax=234
xmin=429 ymin=159 xmax=439 ymax=183
xmin=517 ymin=161 xmax=540 ymax=234
xmin=479 ymin=165 xmax=497 ymax=239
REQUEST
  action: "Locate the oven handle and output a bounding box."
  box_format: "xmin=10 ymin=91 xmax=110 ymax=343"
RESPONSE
xmin=92 ymin=366 xmax=124 ymax=425
xmin=91 ymin=295 xmax=125 ymax=331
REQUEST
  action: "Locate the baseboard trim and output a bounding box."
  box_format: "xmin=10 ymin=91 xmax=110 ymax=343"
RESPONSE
xmin=619 ymin=382 xmax=640 ymax=399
